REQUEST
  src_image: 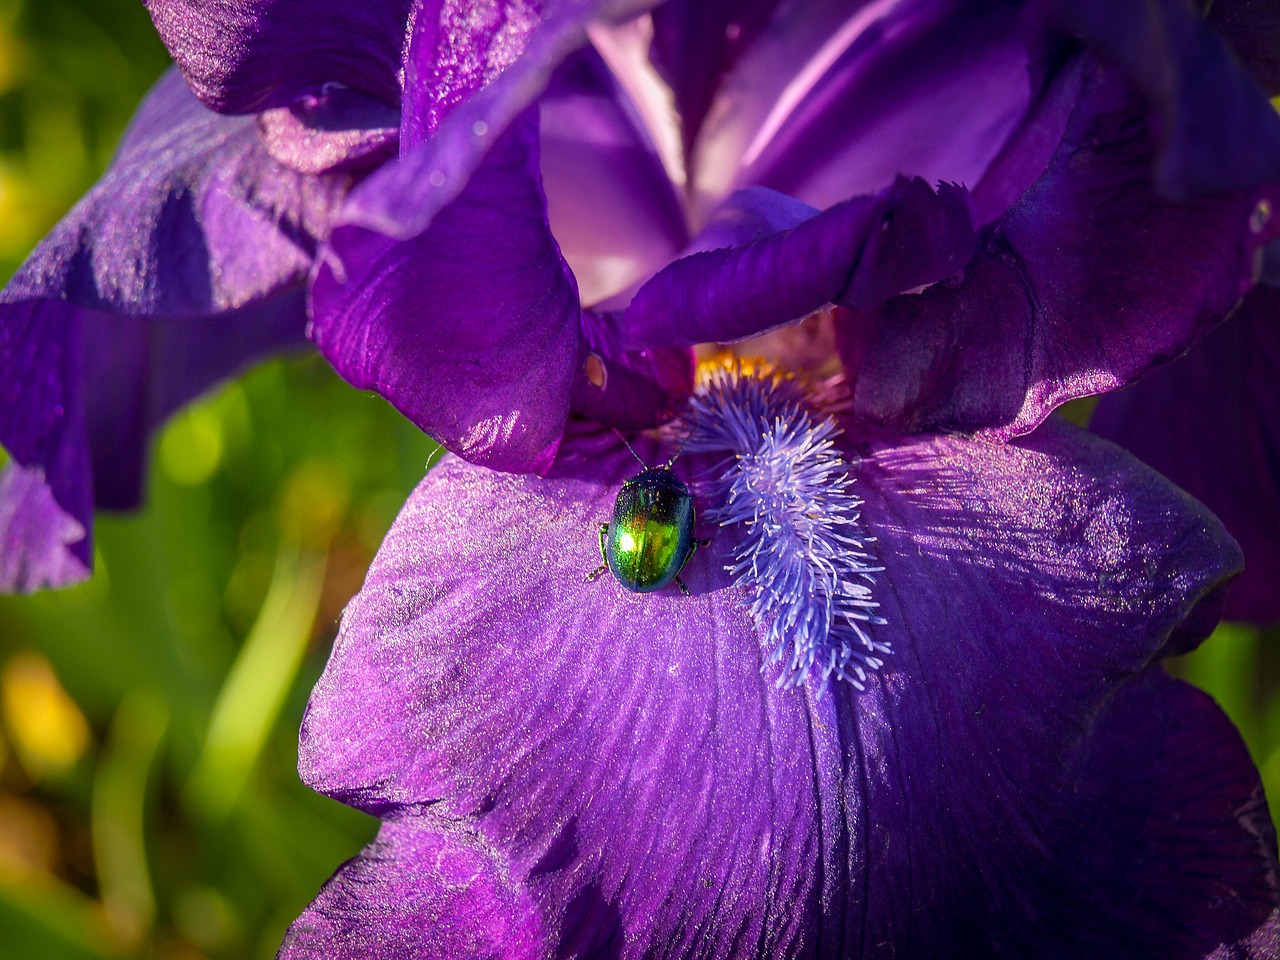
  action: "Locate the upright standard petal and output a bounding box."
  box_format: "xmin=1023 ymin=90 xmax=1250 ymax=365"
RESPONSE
xmin=686 ymin=0 xmax=1037 ymax=216
xmin=0 ymin=70 xmax=348 ymax=589
xmin=290 ymin=401 xmax=1273 ymax=956
xmin=838 ymin=58 xmax=1280 ymax=440
xmin=305 ymin=0 xmax=678 ymax=474
xmin=144 ymin=0 xmax=413 ymax=113
xmin=1091 ymin=286 xmax=1280 ymax=624
xmin=349 ymin=0 xmax=654 ymax=241
xmin=647 ymin=0 xmax=779 ymax=159
xmin=540 ymin=46 xmax=689 ymax=306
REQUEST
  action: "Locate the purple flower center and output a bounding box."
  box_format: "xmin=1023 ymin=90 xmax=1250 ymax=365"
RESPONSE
xmin=686 ymin=364 xmax=888 ymax=691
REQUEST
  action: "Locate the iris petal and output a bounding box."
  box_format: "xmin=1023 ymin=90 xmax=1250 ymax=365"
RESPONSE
xmin=1040 ymin=0 xmax=1280 ymax=198
xmin=622 ymin=176 xmax=974 ymax=348
xmin=291 ymin=413 xmax=1271 ymax=956
xmin=839 ymin=59 xmax=1280 ymax=440
xmin=0 ymin=71 xmax=343 ymax=589
xmin=310 ymin=112 xmax=580 ymax=474
xmin=1092 ymin=286 xmax=1280 ymax=624
xmin=278 ymin=815 xmax=542 ymax=960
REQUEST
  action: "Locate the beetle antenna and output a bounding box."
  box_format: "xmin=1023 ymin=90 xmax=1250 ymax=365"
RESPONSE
xmin=611 ymin=427 xmax=650 ymax=468
xmin=662 ymin=424 xmax=694 ymax=469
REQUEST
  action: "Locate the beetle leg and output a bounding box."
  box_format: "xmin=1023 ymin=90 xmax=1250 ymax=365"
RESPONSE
xmin=674 ymin=574 xmax=691 ymax=597
xmin=585 ymin=524 xmax=610 ymax=583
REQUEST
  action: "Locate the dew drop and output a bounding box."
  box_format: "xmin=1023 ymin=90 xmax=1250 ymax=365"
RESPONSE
xmin=584 ymin=353 xmax=607 ymax=389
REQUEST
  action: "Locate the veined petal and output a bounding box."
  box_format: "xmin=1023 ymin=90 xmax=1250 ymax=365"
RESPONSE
xmin=690 ymin=0 xmax=1036 ymax=216
xmin=648 ymin=0 xmax=779 ymax=158
xmin=839 ymin=58 xmax=1280 ymax=440
xmin=744 ymin=0 xmax=1034 ymax=210
xmin=1091 ymin=286 xmax=1280 ymax=624
xmin=143 ymin=0 xmax=413 ymax=113
xmin=291 ymin=405 xmax=1271 ymax=956
xmin=346 ymin=0 xmax=654 ymax=242
xmin=3 ymin=69 xmax=347 ymax=319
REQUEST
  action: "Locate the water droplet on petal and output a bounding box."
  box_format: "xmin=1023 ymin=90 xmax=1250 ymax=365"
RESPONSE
xmin=584 ymin=353 xmax=607 ymax=389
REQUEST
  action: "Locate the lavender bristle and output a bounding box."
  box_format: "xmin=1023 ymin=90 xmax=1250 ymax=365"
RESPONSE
xmin=685 ymin=366 xmax=889 ymax=692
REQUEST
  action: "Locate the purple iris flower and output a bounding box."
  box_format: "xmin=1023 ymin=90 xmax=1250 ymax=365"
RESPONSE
xmin=279 ymin=364 xmax=1278 ymax=958
xmin=2 ymin=1 xmax=1278 ymax=951
xmin=266 ymin=3 xmax=1280 ymax=953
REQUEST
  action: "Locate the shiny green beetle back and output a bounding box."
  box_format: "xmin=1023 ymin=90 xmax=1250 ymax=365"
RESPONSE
xmin=604 ymin=467 xmax=696 ymax=593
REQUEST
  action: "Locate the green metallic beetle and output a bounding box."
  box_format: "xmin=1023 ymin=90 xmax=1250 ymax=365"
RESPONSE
xmin=586 ymin=444 xmax=709 ymax=595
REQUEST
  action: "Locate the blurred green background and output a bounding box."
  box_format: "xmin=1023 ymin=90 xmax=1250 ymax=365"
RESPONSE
xmin=0 ymin=1 xmax=1275 ymax=958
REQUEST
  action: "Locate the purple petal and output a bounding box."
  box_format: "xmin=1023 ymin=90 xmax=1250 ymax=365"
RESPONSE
xmin=343 ymin=0 xmax=647 ymax=241
xmin=277 ymin=816 xmax=541 ymax=960
xmin=1 ymin=71 xmax=341 ymax=588
xmin=1209 ymin=0 xmax=1280 ymax=95
xmin=310 ymin=112 xmax=580 ymax=474
xmin=647 ymin=0 xmax=778 ymax=156
xmin=1002 ymin=670 xmax=1279 ymax=957
xmin=540 ymin=47 xmax=688 ymax=306
xmin=0 ymin=462 xmax=89 ymax=593
xmin=143 ymin=0 xmax=413 ymax=113
xmin=0 ymin=293 xmax=306 ymax=591
xmin=81 ymin=291 xmax=308 ymax=509
xmin=839 ymin=60 xmax=1280 ymax=440
xmin=3 ymin=69 xmax=347 ymax=318
xmin=292 ymin=412 xmax=1271 ymax=955
xmin=622 ymin=176 xmax=974 ymax=348
xmin=690 ymin=0 xmax=1035 ymax=215
xmin=310 ymin=2 xmax=665 ymax=469
xmin=683 ymin=185 xmax=818 ymax=255
xmin=1040 ymin=0 xmax=1280 ymax=198
xmin=1091 ymin=286 xmax=1280 ymax=624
